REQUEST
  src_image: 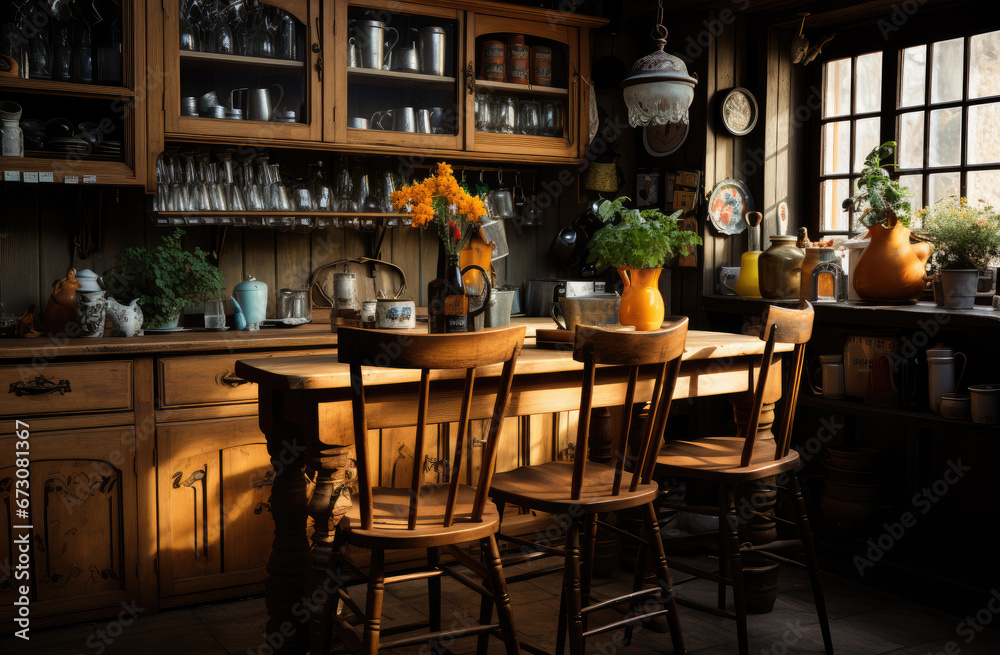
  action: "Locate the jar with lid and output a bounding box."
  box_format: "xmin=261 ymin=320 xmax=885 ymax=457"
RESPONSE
xmin=0 ymin=101 xmax=23 ymax=157
xmin=758 ymin=235 xmax=804 ymax=300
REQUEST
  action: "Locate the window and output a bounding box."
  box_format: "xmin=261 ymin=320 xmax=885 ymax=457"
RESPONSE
xmin=817 ymin=29 xmax=1000 ymax=234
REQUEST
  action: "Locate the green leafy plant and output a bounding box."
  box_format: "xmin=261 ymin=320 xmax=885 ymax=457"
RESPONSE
xmin=917 ymin=196 xmax=1000 ymax=270
xmin=843 ymin=141 xmax=912 ymax=228
xmin=587 ymin=196 xmax=702 ymax=271
xmin=103 ymin=229 xmax=225 ymax=328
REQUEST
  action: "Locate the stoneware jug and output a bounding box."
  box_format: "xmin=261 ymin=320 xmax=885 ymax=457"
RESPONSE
xmin=852 ymin=212 xmax=933 ymax=302
xmin=106 ymin=298 xmax=144 ymax=337
xmin=618 ymin=266 xmax=664 ymax=331
xmin=232 ymin=275 xmax=268 ymax=331
xmin=75 ymin=269 xmax=106 ymax=338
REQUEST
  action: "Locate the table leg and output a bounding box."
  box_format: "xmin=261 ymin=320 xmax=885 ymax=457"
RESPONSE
xmin=730 ymin=394 xmax=778 ymax=543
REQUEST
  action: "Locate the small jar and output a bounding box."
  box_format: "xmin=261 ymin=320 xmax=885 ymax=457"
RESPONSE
xmin=0 ymin=101 xmax=24 ymax=157
xmin=758 ymin=236 xmax=804 ymax=300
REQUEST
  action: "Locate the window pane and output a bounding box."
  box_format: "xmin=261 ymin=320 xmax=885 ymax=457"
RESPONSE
xmin=854 ymin=117 xmax=881 ymax=173
xmin=929 ymin=107 xmax=962 ymax=167
xmin=970 ymin=30 xmax=1000 ymax=99
xmin=824 ymin=58 xmax=852 ymax=118
xmin=900 ymin=45 xmax=926 ymax=107
xmin=898 ymin=112 xmax=925 ymax=169
xmin=967 ymin=103 xmax=1000 ymax=164
xmin=898 ymin=174 xmax=924 ymax=226
xmin=967 ymin=170 xmax=1000 ymax=208
xmin=928 ymin=172 xmax=960 ymax=204
xmin=821 ymin=178 xmax=852 ymax=231
xmin=855 ymin=52 xmax=882 ymax=113
xmin=931 ymin=38 xmax=964 ymax=104
xmin=823 ymin=121 xmax=851 ymax=175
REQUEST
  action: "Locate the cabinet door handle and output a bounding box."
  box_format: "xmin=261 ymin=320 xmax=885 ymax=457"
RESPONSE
xmin=9 ymin=375 xmax=72 ymax=396
xmin=313 ymin=16 xmax=323 ymax=78
xmin=217 ymin=370 xmax=251 ymax=388
xmin=465 ymin=61 xmax=476 ymax=95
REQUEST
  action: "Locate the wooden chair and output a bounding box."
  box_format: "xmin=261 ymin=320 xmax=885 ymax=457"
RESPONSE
xmin=653 ymin=300 xmax=833 ymax=655
xmin=487 ymin=319 xmax=690 ymax=655
xmin=335 ymin=325 xmax=526 ymax=655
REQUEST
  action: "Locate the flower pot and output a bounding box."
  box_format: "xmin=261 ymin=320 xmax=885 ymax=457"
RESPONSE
xmin=851 ymin=216 xmax=929 ymax=302
xmin=617 ymin=266 xmax=664 ymax=331
xmin=150 ymin=312 xmax=181 ymax=329
xmin=940 ymin=269 xmax=979 ymax=309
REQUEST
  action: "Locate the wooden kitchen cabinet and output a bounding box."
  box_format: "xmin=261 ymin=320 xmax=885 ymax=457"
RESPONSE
xmin=0 ymin=426 xmax=139 ymax=626
xmin=0 ymin=0 xmax=147 ymax=185
xmin=154 ymin=417 xmax=274 ymax=599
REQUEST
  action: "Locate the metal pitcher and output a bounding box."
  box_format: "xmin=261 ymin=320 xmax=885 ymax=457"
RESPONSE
xmin=417 ymin=26 xmax=446 ymax=76
xmin=247 ymin=84 xmax=284 ymax=122
xmin=354 ymin=19 xmax=398 ymax=71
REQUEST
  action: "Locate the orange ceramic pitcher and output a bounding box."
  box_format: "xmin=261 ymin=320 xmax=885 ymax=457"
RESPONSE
xmin=617 ymin=266 xmax=664 ymax=331
xmin=852 ymin=211 xmax=932 ymax=302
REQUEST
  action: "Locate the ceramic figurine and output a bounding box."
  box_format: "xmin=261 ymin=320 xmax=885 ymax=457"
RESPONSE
xmin=43 ymin=267 xmax=80 ymax=335
xmin=75 ymin=269 xmax=106 ymax=338
xmin=106 ymin=298 xmax=144 ymax=337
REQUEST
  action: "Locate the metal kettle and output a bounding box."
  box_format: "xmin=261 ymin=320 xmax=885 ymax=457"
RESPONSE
xmin=232 ymin=275 xmax=268 ymax=331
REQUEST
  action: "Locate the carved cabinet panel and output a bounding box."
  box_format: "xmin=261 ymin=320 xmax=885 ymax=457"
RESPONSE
xmin=156 ymin=417 xmax=274 ymax=598
xmin=0 ymin=427 xmax=138 ymax=623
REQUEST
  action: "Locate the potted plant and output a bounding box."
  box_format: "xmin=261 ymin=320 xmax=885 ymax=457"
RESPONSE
xmin=586 ymin=196 xmax=702 ymax=330
xmin=843 ymin=142 xmax=933 ymax=302
xmin=103 ymin=229 xmax=225 ymax=328
xmin=917 ymin=197 xmax=1000 ymax=308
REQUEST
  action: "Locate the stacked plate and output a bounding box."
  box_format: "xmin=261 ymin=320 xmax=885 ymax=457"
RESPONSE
xmin=47 ymin=137 xmax=91 ymax=154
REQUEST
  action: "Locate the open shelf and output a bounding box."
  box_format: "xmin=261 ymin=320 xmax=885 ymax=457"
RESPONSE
xmin=0 ymin=76 xmax=134 ymax=99
xmin=347 ymin=66 xmax=456 ymax=88
xmin=797 ymin=394 xmax=1000 ymax=434
xmin=152 ymin=211 xmax=408 ymax=218
xmin=474 ymin=79 xmax=568 ymax=97
xmin=179 ymin=50 xmax=305 ymax=71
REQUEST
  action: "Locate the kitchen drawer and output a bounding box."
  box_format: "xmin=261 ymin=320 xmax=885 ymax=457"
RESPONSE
xmin=1 ymin=361 xmax=133 ymax=417
xmin=157 ymin=349 xmax=334 ymax=408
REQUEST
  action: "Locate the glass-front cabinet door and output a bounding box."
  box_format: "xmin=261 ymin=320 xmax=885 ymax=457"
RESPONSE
xmin=330 ymin=1 xmax=463 ymax=152
xmin=162 ymin=0 xmax=322 ymax=143
xmin=465 ymin=13 xmax=582 ymax=160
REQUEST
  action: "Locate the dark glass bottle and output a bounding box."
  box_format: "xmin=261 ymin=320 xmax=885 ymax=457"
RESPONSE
xmin=443 ymin=254 xmax=468 ymax=333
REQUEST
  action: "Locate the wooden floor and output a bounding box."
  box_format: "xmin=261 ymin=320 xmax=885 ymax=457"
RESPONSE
xmin=4 ymin=552 xmax=1000 ymax=654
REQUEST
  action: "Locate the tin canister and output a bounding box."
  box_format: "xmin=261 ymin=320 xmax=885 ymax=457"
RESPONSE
xmin=361 ymin=300 xmax=377 ymax=328
xmin=482 ymin=40 xmax=505 ymax=81
xmin=531 ymin=45 xmax=552 ymax=86
xmin=506 ymin=36 xmax=529 ymax=85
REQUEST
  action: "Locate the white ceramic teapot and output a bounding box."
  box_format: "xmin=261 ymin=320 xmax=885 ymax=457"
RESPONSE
xmin=106 ymin=298 xmax=144 ymax=337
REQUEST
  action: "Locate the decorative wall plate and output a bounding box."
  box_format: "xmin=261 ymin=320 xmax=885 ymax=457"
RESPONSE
xmin=719 ymin=87 xmax=758 ymax=136
xmin=643 ymin=122 xmax=689 ymax=157
xmin=708 ymin=178 xmax=754 ymax=235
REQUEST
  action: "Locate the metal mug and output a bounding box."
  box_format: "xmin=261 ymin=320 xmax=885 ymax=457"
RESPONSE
xmin=202 ymin=105 xmax=226 ymax=119
xmin=348 ymin=117 xmax=369 ymax=129
xmin=372 ymin=107 xmax=415 ymax=132
xmin=392 ymin=44 xmax=420 ymax=72
xmin=416 ymin=109 xmax=431 ymax=133
xmin=347 ymin=38 xmax=360 ymax=67
xmin=354 ymin=19 xmax=398 ymax=70
xmin=247 ymin=84 xmax=284 ymax=122
xmin=181 ymin=96 xmax=198 ymax=117
xmin=418 ymin=26 xmax=446 ymax=76
xmin=198 ymin=91 xmax=219 ymax=114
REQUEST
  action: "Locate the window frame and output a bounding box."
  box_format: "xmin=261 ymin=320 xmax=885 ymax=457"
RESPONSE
xmin=808 ymin=8 xmax=1000 ymax=238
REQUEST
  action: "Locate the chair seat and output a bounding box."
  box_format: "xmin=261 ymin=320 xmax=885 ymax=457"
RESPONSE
xmin=490 ymin=461 xmax=660 ymax=514
xmin=655 ymin=436 xmax=801 ymax=482
xmin=341 ymin=484 xmax=500 ymax=549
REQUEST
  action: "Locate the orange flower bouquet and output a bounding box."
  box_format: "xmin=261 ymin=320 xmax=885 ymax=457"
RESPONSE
xmin=391 ymin=162 xmax=487 ymax=256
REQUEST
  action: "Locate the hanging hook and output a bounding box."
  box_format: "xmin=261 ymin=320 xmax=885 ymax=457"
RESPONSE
xmin=498 ymin=167 xmax=504 ymax=187
xmin=797 ymin=12 xmax=810 ymax=38
xmin=480 ymin=169 xmax=485 ymax=184
xmin=651 ymin=0 xmax=668 ymax=44
xmin=515 ymin=171 xmax=522 ymax=187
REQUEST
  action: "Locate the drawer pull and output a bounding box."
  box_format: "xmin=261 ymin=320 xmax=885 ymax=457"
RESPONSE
xmin=217 ymin=370 xmax=251 ymax=388
xmin=9 ymin=375 xmax=72 ymax=397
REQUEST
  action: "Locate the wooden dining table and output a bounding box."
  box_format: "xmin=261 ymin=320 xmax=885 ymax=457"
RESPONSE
xmin=235 ymin=323 xmax=790 ymax=655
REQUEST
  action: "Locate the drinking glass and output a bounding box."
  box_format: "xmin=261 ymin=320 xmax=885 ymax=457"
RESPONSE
xmin=308 ymin=162 xmax=334 ymax=211
xmin=493 ymin=96 xmax=516 ymax=134
xmin=204 ymin=299 xmax=226 ymax=329
xmin=519 ymin=101 xmax=541 ymax=136
xmin=217 ymin=151 xmax=245 ymax=211
xmin=334 ymin=167 xmax=353 ymax=211
xmin=542 ymin=101 xmax=563 ymax=137
xmin=268 ymin=163 xmax=292 ymax=211
xmin=380 ymin=170 xmax=398 ymax=213
xmin=475 ymin=94 xmax=492 ymax=132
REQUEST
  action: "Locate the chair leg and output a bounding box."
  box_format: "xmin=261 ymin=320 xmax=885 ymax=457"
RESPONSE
xmin=482 ymin=534 xmax=521 ymax=655
xmin=564 ymin=518 xmax=585 ymax=655
xmin=788 ymin=474 xmax=834 ymax=655
xmin=580 ymin=513 xmax=598 ymax=633
xmin=556 ymin=581 xmax=568 ymax=655
xmin=724 ymin=485 xmax=749 ymax=655
xmin=643 ymin=501 xmax=686 ymax=655
xmin=363 ymin=549 xmax=386 ymax=655
xmin=427 ymin=547 xmax=442 ymax=633
xmin=623 ymin=531 xmax=647 ymax=646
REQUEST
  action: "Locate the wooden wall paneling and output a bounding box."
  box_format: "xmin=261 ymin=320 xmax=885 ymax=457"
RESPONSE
xmin=0 ymin=189 xmax=39 ymax=315
xmin=701 ymin=12 xmax=719 ymax=306
xmin=525 ymin=413 xmax=553 ymax=467
xmin=134 ymin=356 xmax=158 ymax=612
xmin=38 ymin=190 xmax=78 ymax=310
xmin=381 ymin=426 xmax=415 ymax=488
xmin=217 ymin=228 xmax=244 ymax=314
xmin=764 ymin=27 xmax=781 ymax=239
xmin=715 ymin=16 xmax=735 ymax=271
xmin=775 ymin=28 xmax=793 ymax=246
xmin=242 ymin=231 xmax=277 ymax=318
xmin=496 ymin=416 xmax=519 ymax=474
xmin=391 ymin=225 xmax=423 ymax=303
xmin=787 ymin=39 xmax=806 ymax=238
xmin=275 ymin=232 xmax=313 ymax=291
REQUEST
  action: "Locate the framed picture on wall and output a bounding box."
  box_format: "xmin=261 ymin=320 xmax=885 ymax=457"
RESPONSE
xmin=636 ymin=169 xmax=661 ymax=207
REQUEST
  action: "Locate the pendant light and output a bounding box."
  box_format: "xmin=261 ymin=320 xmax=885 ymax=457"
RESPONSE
xmin=621 ymin=0 xmax=697 ymax=126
